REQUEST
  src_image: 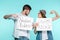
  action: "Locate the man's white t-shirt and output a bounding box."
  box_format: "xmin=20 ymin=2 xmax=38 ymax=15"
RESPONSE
xmin=9 ymin=14 xmax=32 ymax=39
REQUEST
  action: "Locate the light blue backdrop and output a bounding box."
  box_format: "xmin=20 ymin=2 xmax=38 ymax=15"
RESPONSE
xmin=0 ymin=0 xmax=60 ymax=40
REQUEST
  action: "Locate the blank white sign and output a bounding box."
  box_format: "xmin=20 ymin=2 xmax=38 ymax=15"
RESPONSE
xmin=36 ymin=18 xmax=52 ymax=31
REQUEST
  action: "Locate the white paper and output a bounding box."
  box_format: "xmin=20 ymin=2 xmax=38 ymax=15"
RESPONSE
xmin=18 ymin=16 xmax=33 ymax=30
xmin=36 ymin=18 xmax=52 ymax=31
xmin=42 ymin=31 xmax=48 ymax=40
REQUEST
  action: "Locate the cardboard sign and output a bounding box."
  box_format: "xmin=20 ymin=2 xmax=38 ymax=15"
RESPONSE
xmin=18 ymin=16 xmax=33 ymax=30
xmin=36 ymin=18 xmax=52 ymax=31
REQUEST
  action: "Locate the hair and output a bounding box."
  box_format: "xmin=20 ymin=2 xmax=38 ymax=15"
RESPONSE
xmin=40 ymin=10 xmax=46 ymax=18
xmin=23 ymin=4 xmax=32 ymax=11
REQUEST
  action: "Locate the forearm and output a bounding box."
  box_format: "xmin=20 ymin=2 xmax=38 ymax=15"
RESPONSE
xmin=4 ymin=15 xmax=12 ymax=19
xmin=54 ymin=11 xmax=60 ymax=18
xmin=34 ymin=27 xmax=37 ymax=34
xmin=52 ymin=11 xmax=60 ymax=21
xmin=32 ymin=24 xmax=37 ymax=34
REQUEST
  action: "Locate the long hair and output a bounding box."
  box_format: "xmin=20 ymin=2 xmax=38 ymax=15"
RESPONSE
xmin=34 ymin=10 xmax=47 ymax=34
xmin=40 ymin=10 xmax=46 ymax=18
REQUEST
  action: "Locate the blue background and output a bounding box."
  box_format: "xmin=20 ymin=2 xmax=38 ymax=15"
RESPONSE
xmin=0 ymin=0 xmax=60 ymax=40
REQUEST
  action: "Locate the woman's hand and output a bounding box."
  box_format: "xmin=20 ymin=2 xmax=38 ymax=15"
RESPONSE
xmin=35 ymin=23 xmax=39 ymax=27
xmin=33 ymin=23 xmax=39 ymax=28
xmin=33 ymin=23 xmax=39 ymax=34
xmin=50 ymin=10 xmax=56 ymax=14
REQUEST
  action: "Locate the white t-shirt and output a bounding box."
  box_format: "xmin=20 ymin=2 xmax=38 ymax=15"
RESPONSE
xmin=9 ymin=14 xmax=33 ymax=39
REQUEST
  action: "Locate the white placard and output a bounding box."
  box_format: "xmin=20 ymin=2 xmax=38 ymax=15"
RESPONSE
xmin=18 ymin=16 xmax=33 ymax=30
xmin=36 ymin=18 xmax=52 ymax=31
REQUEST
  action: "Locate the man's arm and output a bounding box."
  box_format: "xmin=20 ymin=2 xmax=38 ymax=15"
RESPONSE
xmin=4 ymin=14 xmax=18 ymax=20
xmin=50 ymin=10 xmax=60 ymax=21
xmin=4 ymin=15 xmax=12 ymax=19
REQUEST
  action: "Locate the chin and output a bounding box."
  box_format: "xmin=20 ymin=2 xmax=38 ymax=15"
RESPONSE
xmin=25 ymin=13 xmax=29 ymax=16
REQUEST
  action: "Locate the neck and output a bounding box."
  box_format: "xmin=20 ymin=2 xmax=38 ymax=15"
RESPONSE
xmin=21 ymin=11 xmax=26 ymax=16
xmin=38 ymin=17 xmax=43 ymax=18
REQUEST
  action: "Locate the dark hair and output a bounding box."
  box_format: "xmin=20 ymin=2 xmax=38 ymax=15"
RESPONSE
xmin=40 ymin=10 xmax=46 ymax=18
xmin=23 ymin=4 xmax=32 ymax=11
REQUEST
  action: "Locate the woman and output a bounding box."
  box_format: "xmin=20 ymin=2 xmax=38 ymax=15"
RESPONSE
xmin=34 ymin=10 xmax=60 ymax=40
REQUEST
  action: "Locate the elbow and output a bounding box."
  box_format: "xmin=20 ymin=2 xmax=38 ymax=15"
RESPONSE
xmin=56 ymin=16 xmax=60 ymax=18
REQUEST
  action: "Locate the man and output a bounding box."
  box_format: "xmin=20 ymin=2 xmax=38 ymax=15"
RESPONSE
xmin=4 ymin=4 xmax=32 ymax=40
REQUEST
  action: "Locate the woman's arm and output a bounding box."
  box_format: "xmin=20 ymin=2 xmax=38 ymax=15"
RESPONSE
xmin=33 ymin=23 xmax=39 ymax=34
xmin=50 ymin=10 xmax=60 ymax=21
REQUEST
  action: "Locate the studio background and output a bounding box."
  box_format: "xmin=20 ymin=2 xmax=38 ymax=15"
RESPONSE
xmin=0 ymin=0 xmax=60 ymax=40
